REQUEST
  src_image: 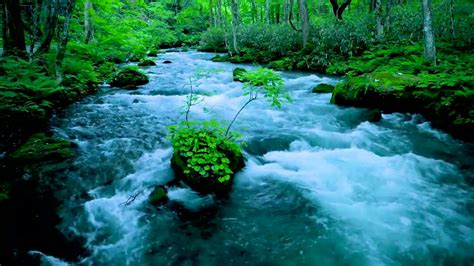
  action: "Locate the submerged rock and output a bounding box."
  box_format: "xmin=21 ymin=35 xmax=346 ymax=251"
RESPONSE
xmin=233 ymin=67 xmax=248 ymax=82
xmin=312 ymin=83 xmax=335 ymax=93
xmin=163 ymin=60 xmax=173 ymax=64
xmin=138 ymin=59 xmax=156 ymax=67
xmin=110 ymin=67 xmax=149 ymax=89
xmin=367 ymin=109 xmax=382 ymax=123
xmin=149 ymin=185 xmax=169 ymax=206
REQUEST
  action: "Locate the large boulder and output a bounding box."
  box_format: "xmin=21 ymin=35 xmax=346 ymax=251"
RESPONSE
xmin=312 ymin=83 xmax=335 ymax=93
xmin=110 ymin=67 xmax=149 ymax=88
xmin=331 ymin=71 xmax=474 ymax=141
xmin=233 ymin=67 xmax=248 ymax=82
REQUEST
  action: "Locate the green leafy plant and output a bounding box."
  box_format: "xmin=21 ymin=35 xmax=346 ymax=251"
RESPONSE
xmin=169 ymin=68 xmax=289 ymax=187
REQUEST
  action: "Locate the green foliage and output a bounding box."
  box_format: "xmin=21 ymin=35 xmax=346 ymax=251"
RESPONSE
xmin=169 ymin=120 xmax=241 ymax=183
xmin=8 ymin=133 xmax=75 ymax=163
xmin=241 ymin=68 xmax=289 ymax=108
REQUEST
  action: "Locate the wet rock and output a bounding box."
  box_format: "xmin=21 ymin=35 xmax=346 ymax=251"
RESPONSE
xmin=149 ymin=185 xmax=169 ymax=206
xmin=170 ymin=133 xmax=245 ymax=196
xmin=312 ymin=83 xmax=335 ymax=93
xmin=110 ymin=67 xmax=149 ymax=88
xmin=138 ymin=59 xmax=156 ymax=67
xmin=367 ymin=109 xmax=382 ymax=123
xmin=163 ymin=60 xmax=173 ymax=64
xmin=331 ymin=71 xmax=474 ymax=141
xmin=233 ymin=67 xmax=248 ymax=82
xmin=8 ymin=133 xmax=75 ymax=164
xmin=147 ymin=50 xmax=159 ymax=57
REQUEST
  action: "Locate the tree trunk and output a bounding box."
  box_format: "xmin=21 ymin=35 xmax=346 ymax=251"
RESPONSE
xmin=36 ymin=0 xmax=59 ymax=55
xmin=265 ymin=0 xmax=271 ymax=24
xmin=448 ymin=0 xmax=455 ymax=41
xmin=84 ymin=0 xmax=94 ymax=44
xmin=329 ymin=0 xmax=351 ymax=20
xmin=30 ymin=0 xmax=43 ymax=55
xmin=283 ymin=0 xmax=290 ymax=23
xmin=298 ymin=0 xmax=309 ymax=48
xmin=421 ymin=0 xmax=436 ymax=64
xmin=216 ymin=0 xmax=223 ymax=26
xmin=375 ymin=0 xmax=384 ymax=40
xmin=1 ymin=0 xmax=27 ymax=57
xmin=250 ymin=0 xmax=257 ymax=23
xmin=55 ymin=0 xmax=76 ymax=83
xmin=229 ymin=0 xmax=239 ymax=54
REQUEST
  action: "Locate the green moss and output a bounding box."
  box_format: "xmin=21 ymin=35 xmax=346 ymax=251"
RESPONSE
xmin=138 ymin=59 xmax=156 ymax=66
xmin=268 ymin=58 xmax=294 ymax=71
xmin=149 ymin=185 xmax=169 ymax=206
xmin=233 ymin=67 xmax=248 ymax=82
xmin=9 ymin=133 xmax=75 ymax=164
xmin=312 ymin=83 xmax=335 ymax=93
xmin=110 ymin=66 xmax=149 ymax=88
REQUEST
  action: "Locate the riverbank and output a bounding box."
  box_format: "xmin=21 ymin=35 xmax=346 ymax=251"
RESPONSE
xmin=207 ymin=43 xmax=474 ymax=142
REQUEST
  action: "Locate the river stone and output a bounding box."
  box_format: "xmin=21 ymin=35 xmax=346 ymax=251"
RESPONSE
xmin=149 ymin=185 xmax=169 ymax=206
xmin=312 ymin=83 xmax=335 ymax=93
xmin=138 ymin=59 xmax=156 ymax=66
xmin=171 ymin=148 xmax=245 ymax=196
xmin=233 ymin=67 xmax=248 ymax=82
xmin=163 ymin=60 xmax=173 ymax=64
xmin=367 ymin=109 xmax=382 ymax=123
xmin=110 ymin=67 xmax=149 ymax=88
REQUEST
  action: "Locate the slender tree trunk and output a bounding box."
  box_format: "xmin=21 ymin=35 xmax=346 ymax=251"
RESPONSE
xmin=375 ymin=0 xmax=384 ymax=40
xmin=266 ymin=0 xmax=271 ymax=24
xmin=55 ymin=0 xmax=76 ymax=83
xmin=448 ymin=0 xmax=455 ymax=41
xmin=421 ymin=0 xmax=436 ymax=64
xmin=283 ymin=0 xmax=290 ymax=23
xmin=30 ymin=0 xmax=43 ymax=55
xmin=1 ymin=0 xmax=27 ymax=57
xmin=217 ymin=0 xmax=223 ymax=26
xmin=36 ymin=0 xmax=59 ymax=55
xmin=251 ymin=0 xmax=257 ymax=23
xmin=84 ymin=0 xmax=94 ymax=44
xmin=229 ymin=0 xmax=239 ymax=54
xmin=298 ymin=0 xmax=309 ymax=47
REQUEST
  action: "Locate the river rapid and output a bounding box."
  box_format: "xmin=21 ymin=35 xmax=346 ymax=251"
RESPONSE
xmin=40 ymin=51 xmax=473 ymax=265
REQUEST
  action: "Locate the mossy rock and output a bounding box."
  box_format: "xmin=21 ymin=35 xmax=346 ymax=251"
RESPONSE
xmin=331 ymin=71 xmax=474 ymax=141
xmin=8 ymin=133 xmax=75 ymax=164
xmin=138 ymin=59 xmax=156 ymax=67
xmin=171 ymin=140 xmax=245 ymax=196
xmin=233 ymin=67 xmax=248 ymax=82
xmin=312 ymin=83 xmax=335 ymax=93
xmin=268 ymin=58 xmax=294 ymax=71
xmin=367 ymin=109 xmax=382 ymax=123
xmin=211 ymin=55 xmax=230 ymax=62
xmin=110 ymin=67 xmax=149 ymax=88
xmin=149 ymin=185 xmax=169 ymax=206
xmin=147 ymin=50 xmax=159 ymax=57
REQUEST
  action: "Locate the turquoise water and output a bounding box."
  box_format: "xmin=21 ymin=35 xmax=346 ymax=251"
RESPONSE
xmin=42 ymin=51 xmax=473 ymax=265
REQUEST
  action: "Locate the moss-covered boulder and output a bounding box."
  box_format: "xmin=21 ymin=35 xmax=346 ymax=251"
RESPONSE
xmin=268 ymin=58 xmax=294 ymax=71
xmin=8 ymin=133 xmax=75 ymax=164
xmin=138 ymin=59 xmax=156 ymax=67
xmin=312 ymin=83 xmax=335 ymax=93
xmin=233 ymin=67 xmax=248 ymax=82
xmin=170 ymin=128 xmax=245 ymax=196
xmin=110 ymin=67 xmax=149 ymax=88
xmin=331 ymin=71 xmax=474 ymax=141
xmin=149 ymin=185 xmax=169 ymax=206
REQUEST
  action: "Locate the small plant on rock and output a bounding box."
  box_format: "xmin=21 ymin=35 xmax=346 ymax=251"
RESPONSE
xmin=169 ymin=68 xmax=289 ymax=195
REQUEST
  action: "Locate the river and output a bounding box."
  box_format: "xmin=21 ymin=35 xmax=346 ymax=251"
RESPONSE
xmin=39 ymin=51 xmax=473 ymax=265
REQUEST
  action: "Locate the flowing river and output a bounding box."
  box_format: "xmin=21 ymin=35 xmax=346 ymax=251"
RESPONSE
xmin=42 ymin=51 xmax=473 ymax=265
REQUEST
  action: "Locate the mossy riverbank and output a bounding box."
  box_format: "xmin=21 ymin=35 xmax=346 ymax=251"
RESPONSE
xmin=210 ymin=43 xmax=473 ymax=142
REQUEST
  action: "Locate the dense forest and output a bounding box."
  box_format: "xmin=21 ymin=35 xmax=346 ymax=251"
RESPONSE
xmin=0 ymin=0 xmax=473 ymax=265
